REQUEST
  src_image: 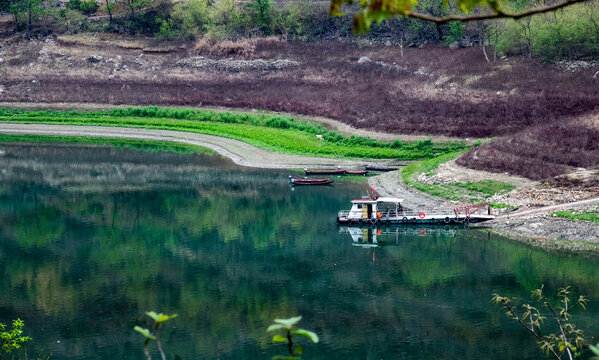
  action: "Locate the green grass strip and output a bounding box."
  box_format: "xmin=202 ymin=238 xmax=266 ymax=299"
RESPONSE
xmin=401 ymin=151 xmax=515 ymax=202
xmin=552 ymin=210 xmax=599 ymax=224
xmin=0 ymin=134 xmax=216 ymax=156
xmin=0 ymin=106 xmax=469 ymax=160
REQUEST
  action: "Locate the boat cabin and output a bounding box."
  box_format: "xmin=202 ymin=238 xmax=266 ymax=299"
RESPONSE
xmin=345 ymin=197 xmax=404 ymax=221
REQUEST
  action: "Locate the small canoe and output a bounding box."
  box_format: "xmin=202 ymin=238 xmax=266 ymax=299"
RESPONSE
xmin=304 ymin=169 xmax=346 ymax=175
xmin=290 ymin=177 xmax=333 ymax=185
xmin=345 ymin=170 xmax=369 ymax=176
xmin=365 ymin=166 xmax=398 ymax=172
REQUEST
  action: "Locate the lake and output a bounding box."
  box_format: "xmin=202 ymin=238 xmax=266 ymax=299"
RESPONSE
xmin=1 ymin=143 xmax=598 ymax=359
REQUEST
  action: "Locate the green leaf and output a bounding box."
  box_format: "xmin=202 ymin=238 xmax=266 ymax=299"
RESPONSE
xmin=146 ymin=311 xmax=177 ymax=324
xmin=274 ymin=316 xmax=302 ymax=329
xmin=134 ymin=326 xmax=156 ymax=340
xmin=272 ymin=334 xmax=288 ymax=343
xmin=146 ymin=311 xmax=159 ymax=321
xmin=292 ymin=329 xmax=319 ymax=343
xmin=267 ymin=324 xmax=285 ymax=332
xmin=590 ymin=344 xmax=599 ymax=355
xmin=294 ymin=345 xmax=303 ymax=355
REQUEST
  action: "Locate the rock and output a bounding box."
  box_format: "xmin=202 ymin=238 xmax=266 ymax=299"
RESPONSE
xmin=593 ymin=70 xmax=599 ymax=79
xmin=87 ymin=55 xmax=103 ymax=63
xmin=509 ymin=88 xmax=518 ymax=95
xmin=448 ymin=41 xmax=459 ymax=49
xmin=358 ymin=56 xmax=371 ymax=64
xmin=176 ymin=57 xmax=299 ymax=72
xmin=528 ymin=222 xmax=543 ymax=229
xmin=385 ymin=41 xmax=392 ymax=47
xmin=108 ymin=74 xmax=115 ymax=80
xmin=460 ymin=38 xmax=472 ymax=47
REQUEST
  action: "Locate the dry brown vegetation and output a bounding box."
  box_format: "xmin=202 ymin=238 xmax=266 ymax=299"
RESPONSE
xmin=457 ymin=114 xmax=599 ymax=183
xmin=2 ymin=35 xmax=599 ymax=182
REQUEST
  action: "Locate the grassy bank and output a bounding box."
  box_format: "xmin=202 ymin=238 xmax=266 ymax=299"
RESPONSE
xmin=552 ymin=210 xmax=599 ymax=224
xmin=401 ymin=152 xmax=515 ymax=203
xmin=0 ymin=107 xmax=468 ymax=160
xmin=0 ymin=134 xmax=216 ymax=156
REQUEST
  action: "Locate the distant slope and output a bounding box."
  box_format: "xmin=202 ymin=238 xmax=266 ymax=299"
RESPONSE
xmin=457 ymin=113 xmax=599 ymax=183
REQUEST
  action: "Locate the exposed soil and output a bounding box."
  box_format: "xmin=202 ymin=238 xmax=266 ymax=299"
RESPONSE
xmin=490 ymin=202 xmax=599 ymax=246
xmin=1 ymin=35 xmax=598 ymax=140
xmin=434 ymin=159 xmax=537 ymax=188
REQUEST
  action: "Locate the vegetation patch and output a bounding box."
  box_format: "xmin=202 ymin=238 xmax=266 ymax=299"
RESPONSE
xmin=552 ymin=210 xmax=599 ymax=224
xmin=402 ymin=152 xmax=515 ymax=202
xmin=0 ymin=107 xmax=468 ymax=160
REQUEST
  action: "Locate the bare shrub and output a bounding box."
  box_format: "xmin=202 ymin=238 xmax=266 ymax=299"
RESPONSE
xmin=192 ymin=37 xmax=256 ymax=58
xmin=256 ymin=36 xmax=287 ymax=51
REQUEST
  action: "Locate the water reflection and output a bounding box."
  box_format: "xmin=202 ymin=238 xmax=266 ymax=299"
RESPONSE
xmin=339 ymin=225 xmax=461 ymax=247
xmin=1 ymin=143 xmax=599 ymax=360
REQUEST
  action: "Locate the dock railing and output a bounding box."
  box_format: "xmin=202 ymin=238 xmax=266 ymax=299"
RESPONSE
xmin=338 ymin=209 xmax=459 ymax=220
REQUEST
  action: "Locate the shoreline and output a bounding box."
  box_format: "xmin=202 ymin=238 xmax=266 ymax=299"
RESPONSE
xmin=1 ymin=122 xmax=598 ymax=251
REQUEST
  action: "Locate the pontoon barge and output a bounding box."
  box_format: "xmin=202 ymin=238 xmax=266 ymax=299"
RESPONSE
xmin=337 ymin=197 xmax=494 ymax=225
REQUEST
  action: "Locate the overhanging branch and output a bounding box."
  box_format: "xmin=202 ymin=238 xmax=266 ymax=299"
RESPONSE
xmin=405 ymin=0 xmax=589 ymax=23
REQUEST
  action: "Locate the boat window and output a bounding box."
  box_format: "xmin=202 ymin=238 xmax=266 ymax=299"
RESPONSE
xmin=356 ymin=204 xmax=362 ymax=209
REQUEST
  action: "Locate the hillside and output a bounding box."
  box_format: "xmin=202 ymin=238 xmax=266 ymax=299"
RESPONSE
xmin=1 ymin=35 xmax=598 ymax=184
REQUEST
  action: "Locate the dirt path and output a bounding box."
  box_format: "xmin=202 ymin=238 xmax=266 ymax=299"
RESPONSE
xmin=368 ymin=170 xmax=451 ymax=210
xmin=504 ymin=197 xmax=599 ymax=218
xmin=436 ymin=159 xmax=537 ymax=187
xmin=0 ymin=123 xmax=399 ymax=169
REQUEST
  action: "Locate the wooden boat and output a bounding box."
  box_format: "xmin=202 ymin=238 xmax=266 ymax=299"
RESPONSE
xmin=337 ymin=197 xmax=494 ymax=225
xmin=345 ymin=170 xmax=369 ymax=176
xmin=365 ymin=166 xmax=398 ymax=172
xmin=289 ymin=177 xmax=333 ymax=185
xmin=304 ymin=168 xmax=346 ymax=175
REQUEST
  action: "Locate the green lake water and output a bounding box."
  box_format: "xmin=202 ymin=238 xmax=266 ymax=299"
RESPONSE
xmin=1 ymin=143 xmax=598 ymax=359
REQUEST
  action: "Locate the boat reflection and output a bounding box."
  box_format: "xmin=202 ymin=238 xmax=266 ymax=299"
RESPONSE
xmin=339 ymin=225 xmax=462 ymax=247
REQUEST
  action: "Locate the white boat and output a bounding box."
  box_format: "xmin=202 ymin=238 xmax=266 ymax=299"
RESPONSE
xmin=336 ymin=196 xmax=494 ymax=225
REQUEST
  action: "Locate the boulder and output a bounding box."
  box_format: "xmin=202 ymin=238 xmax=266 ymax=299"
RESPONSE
xmin=358 ymin=56 xmax=371 ymax=64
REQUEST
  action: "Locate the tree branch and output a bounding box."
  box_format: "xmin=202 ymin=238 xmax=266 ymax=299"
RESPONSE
xmin=405 ymin=0 xmax=589 ymax=23
xmin=542 ymin=295 xmax=574 ymax=360
xmin=500 ymin=300 xmax=562 ymax=360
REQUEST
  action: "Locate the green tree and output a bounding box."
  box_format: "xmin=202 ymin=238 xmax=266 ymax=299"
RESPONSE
xmin=9 ymin=0 xmax=45 ymax=37
xmin=103 ymin=0 xmax=115 ymax=26
xmin=252 ymin=0 xmax=273 ymax=35
xmin=207 ymin=0 xmax=249 ymax=39
xmin=125 ymin=0 xmax=151 ymax=23
xmin=158 ymin=0 xmax=209 ymax=40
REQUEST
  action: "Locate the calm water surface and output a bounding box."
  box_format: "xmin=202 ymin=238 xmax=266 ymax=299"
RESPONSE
xmin=1 ymin=143 xmax=599 ymax=360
